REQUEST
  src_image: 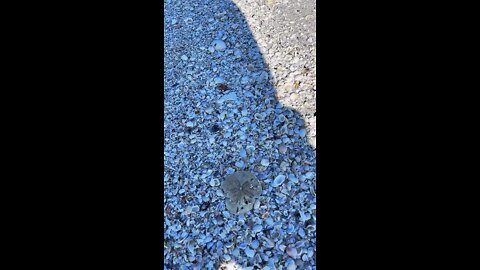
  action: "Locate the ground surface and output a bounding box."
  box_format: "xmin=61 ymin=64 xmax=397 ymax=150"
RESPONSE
xmin=233 ymin=0 xmax=317 ymax=148
xmin=164 ymin=0 xmax=316 ymax=269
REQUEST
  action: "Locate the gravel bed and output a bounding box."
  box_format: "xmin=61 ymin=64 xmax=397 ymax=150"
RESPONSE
xmin=164 ymin=0 xmax=316 ymax=269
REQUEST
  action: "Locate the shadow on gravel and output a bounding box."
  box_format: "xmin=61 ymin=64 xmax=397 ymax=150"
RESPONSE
xmin=164 ymin=0 xmax=316 ymax=269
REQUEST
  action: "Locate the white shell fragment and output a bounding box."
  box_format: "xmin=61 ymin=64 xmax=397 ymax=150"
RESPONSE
xmin=272 ymin=174 xmax=286 ymax=187
xmin=212 ymin=39 xmax=227 ymax=51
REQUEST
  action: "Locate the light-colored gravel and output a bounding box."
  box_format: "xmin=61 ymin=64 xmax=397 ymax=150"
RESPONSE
xmin=233 ymin=0 xmax=316 ymax=148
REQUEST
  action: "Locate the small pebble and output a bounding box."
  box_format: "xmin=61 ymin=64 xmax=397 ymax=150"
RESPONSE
xmin=251 ymin=239 xmax=260 ymax=249
xmin=241 ymin=76 xmax=251 ymax=85
xmin=252 ymin=224 xmax=263 ymax=234
xmin=245 ymin=248 xmax=255 ymax=258
xmin=272 ymin=174 xmax=286 ymax=187
xmin=213 ymin=77 xmax=225 ymax=85
xmin=286 ymin=223 xmax=295 ymax=234
xmin=286 ymin=247 xmax=298 ymax=258
xmin=184 ymin=206 xmax=192 ymax=215
xmin=298 ymin=228 xmax=306 ymax=237
xmin=209 ymin=179 xmax=220 ymax=187
xmin=261 ymin=158 xmax=270 ymax=167
xmin=287 ymin=263 xmax=297 ymax=270
xmin=212 ymin=39 xmax=227 ymax=51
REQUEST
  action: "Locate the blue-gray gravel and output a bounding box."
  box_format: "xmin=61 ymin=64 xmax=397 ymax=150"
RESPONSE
xmin=164 ymin=0 xmax=316 ymax=269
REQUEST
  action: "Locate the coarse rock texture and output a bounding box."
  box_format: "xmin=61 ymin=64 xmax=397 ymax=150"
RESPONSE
xmin=164 ymin=0 xmax=316 ymax=269
xmin=233 ymin=0 xmax=317 ymax=148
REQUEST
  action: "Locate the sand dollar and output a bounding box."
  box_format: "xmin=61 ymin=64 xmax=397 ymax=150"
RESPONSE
xmin=221 ymin=171 xmax=262 ymax=214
